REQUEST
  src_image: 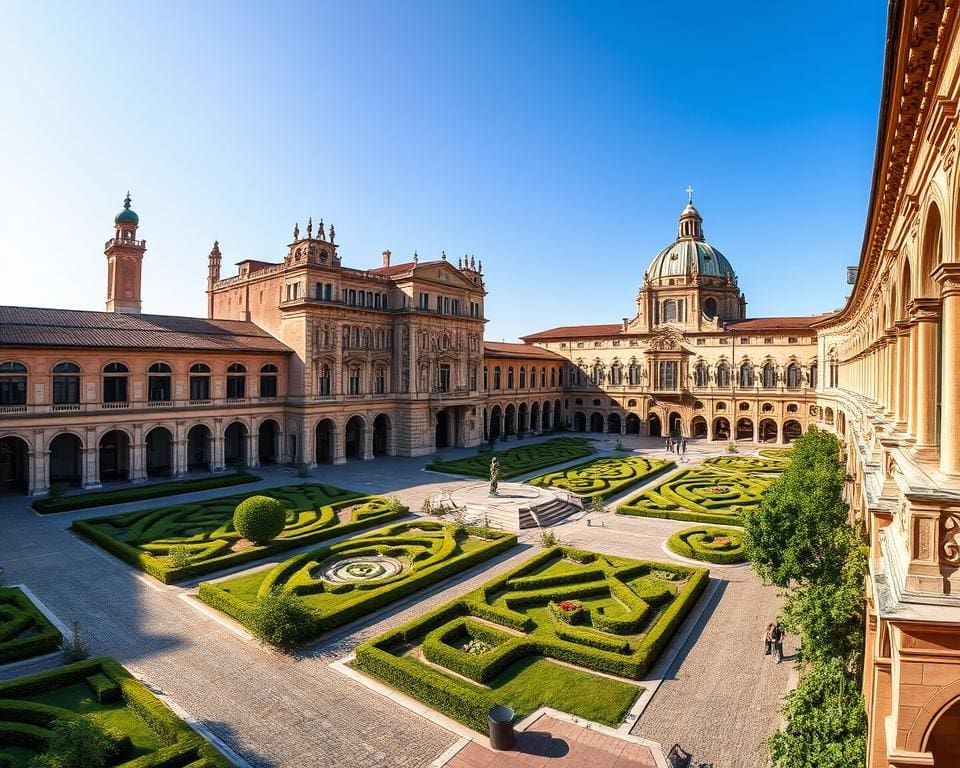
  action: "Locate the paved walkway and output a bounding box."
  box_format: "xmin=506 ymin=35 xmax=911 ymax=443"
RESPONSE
xmin=0 ymin=435 xmax=793 ymax=767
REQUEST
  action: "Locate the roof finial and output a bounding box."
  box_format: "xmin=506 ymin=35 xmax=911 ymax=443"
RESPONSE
xmin=123 ymin=191 xmax=132 ymax=209
xmin=413 ymin=250 xmax=419 ymax=264
xmin=686 ymin=185 xmax=694 ymax=205
xmin=442 ymin=250 xmax=447 ymax=261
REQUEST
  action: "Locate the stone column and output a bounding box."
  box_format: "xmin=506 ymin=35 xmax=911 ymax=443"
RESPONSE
xmin=935 ymin=264 xmax=960 ymax=476
xmin=333 ymin=423 xmax=346 ymax=465
xmin=211 ymin=434 xmax=225 ymax=472
xmin=884 ymin=334 xmax=896 ymax=416
xmin=174 ymin=439 xmax=188 ymax=477
xmin=909 ymin=320 xmax=921 ymax=438
xmin=363 ymin=423 xmax=374 ymax=460
xmin=81 ymin=446 xmax=100 ymax=489
xmin=247 ymin=430 xmax=260 ymax=468
xmin=30 ymin=447 xmax=50 ymax=496
xmin=894 ymin=322 xmax=911 ymax=430
xmin=908 ymin=298 xmax=941 ymax=459
xmin=130 ymin=423 xmax=147 ymax=482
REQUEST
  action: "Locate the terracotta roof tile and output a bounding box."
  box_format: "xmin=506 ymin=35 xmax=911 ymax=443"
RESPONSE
xmin=483 ymin=341 xmax=566 ymax=360
xmin=0 ymin=306 xmax=291 ymax=353
xmin=725 ymin=316 xmax=821 ymax=332
xmin=369 ymin=259 xmax=443 ymax=276
xmin=521 ymin=324 xmax=622 ymax=341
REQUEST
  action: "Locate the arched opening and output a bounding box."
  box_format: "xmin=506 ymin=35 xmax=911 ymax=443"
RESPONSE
xmin=373 ymin=414 xmax=390 ymax=455
xmin=258 ymin=419 xmax=280 ymax=465
xmin=187 ymin=425 xmax=212 ymax=471
xmin=712 ymin=417 xmax=730 ymax=441
xmin=625 ymin=413 xmax=641 ymax=435
xmin=315 ymin=419 xmax=335 ymax=463
xmin=647 ymin=413 xmax=662 ymax=437
xmin=759 ymin=419 xmax=778 ymax=443
xmin=541 ymin=401 xmax=552 ymax=431
xmin=504 ymin=404 xmax=516 ymax=436
xmin=783 ymin=420 xmax=802 ymax=443
xmin=589 ymin=412 xmax=604 ymax=432
xmin=518 ymin=403 xmax=528 ymax=434
xmin=530 ymin=402 xmax=540 ymax=432
xmin=668 ymin=411 xmax=682 ymax=438
xmin=145 ymin=427 xmax=173 ymax=477
xmin=98 ymin=430 xmax=130 ymax=483
xmin=607 ymin=413 xmax=622 ymax=433
xmin=345 ymin=416 xmax=365 ymax=459
xmin=691 ymin=416 xmax=707 ymax=438
xmin=224 ymin=422 xmax=248 ymax=467
xmin=703 ymin=297 xmax=717 ymax=318
xmin=927 ymin=697 xmax=960 ymax=763
xmin=435 ymin=411 xmax=451 ymax=448
xmin=824 ymin=407 xmax=834 ymax=425
xmin=736 ymin=418 xmax=754 ymax=441
xmin=0 ymin=436 xmax=29 ymax=493
xmin=574 ymin=412 xmax=587 ymax=432
xmin=554 ymin=399 xmax=563 ymax=428
xmin=489 ymin=406 xmax=503 ymax=440
xmin=49 ymin=434 xmax=82 ymax=486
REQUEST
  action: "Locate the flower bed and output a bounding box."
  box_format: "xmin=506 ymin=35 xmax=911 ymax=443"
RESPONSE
xmin=548 ymin=600 xmax=584 ymax=625
xmin=0 ymin=588 xmax=61 ymax=665
xmin=529 ymin=456 xmax=673 ymax=500
xmin=73 ymin=484 xmax=406 ymax=583
xmin=354 ymin=547 xmax=708 ymax=731
xmin=667 ymin=526 xmax=748 ymax=564
xmin=198 ymin=520 xmax=517 ymax=642
xmin=0 ymin=657 xmax=231 ymax=766
xmin=426 ymin=438 xmax=594 ymax=479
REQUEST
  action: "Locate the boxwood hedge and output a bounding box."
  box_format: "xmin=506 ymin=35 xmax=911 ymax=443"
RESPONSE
xmin=0 ymin=587 xmax=61 ymax=665
xmin=529 ymin=455 xmax=673 ymax=500
xmin=426 ymin=438 xmax=595 ymax=479
xmin=667 ymin=526 xmax=748 ymax=565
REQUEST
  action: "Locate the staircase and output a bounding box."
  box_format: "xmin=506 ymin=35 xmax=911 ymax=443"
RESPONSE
xmin=520 ymin=497 xmax=582 ymax=529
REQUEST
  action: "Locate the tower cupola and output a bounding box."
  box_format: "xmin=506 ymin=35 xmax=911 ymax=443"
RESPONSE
xmin=105 ymin=192 xmax=146 ymax=314
xmin=677 ymin=186 xmax=704 ymax=241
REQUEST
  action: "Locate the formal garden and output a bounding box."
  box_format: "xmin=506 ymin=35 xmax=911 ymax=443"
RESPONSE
xmin=354 ymin=546 xmax=707 ymax=731
xmin=528 ymin=455 xmax=673 ymax=500
xmin=701 ymin=454 xmax=790 ymax=474
xmin=73 ymin=484 xmax=406 ymax=583
xmin=666 ymin=526 xmax=747 ymax=564
xmin=0 ymin=658 xmax=231 ymax=767
xmin=0 ymin=588 xmax=61 ymax=665
xmin=425 ymin=438 xmax=594 ymax=479
xmin=199 ymin=520 xmax=517 ymax=645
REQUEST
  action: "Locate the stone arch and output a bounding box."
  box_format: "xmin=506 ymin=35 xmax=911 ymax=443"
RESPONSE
xmin=541 ymin=400 xmax=552 ymax=431
xmin=345 ymin=415 xmax=366 ymax=459
xmin=258 ymin=418 xmax=281 ymax=465
xmin=518 ymin=402 xmax=529 ymax=434
xmin=315 ymin=418 xmax=335 ymax=463
xmin=759 ymin=418 xmax=777 ymax=443
xmin=187 ymin=424 xmax=213 ymax=471
xmin=224 ymin=421 xmax=248 ymax=466
xmin=589 ymin=412 xmax=604 ymax=433
xmin=667 ymin=411 xmax=683 ymax=437
xmin=607 ymin=413 xmax=621 ymax=434
xmin=691 ymin=415 xmax=707 ymax=438
xmin=647 ymin=412 xmax=662 ymax=438
xmin=573 ymin=411 xmax=587 ymax=432
xmin=98 ymin=429 xmax=130 ymax=482
xmin=145 ymin=426 xmax=174 ymax=477
xmin=530 ymin=401 xmax=540 ymax=432
xmin=373 ymin=413 xmax=391 ymax=456
xmin=435 ymin=410 xmax=451 ymax=449
xmin=735 ymin=417 xmax=753 ymax=441
xmin=904 ymin=679 xmax=960 ymax=753
xmin=0 ymin=435 xmax=30 ymax=493
xmin=625 ymin=413 xmax=641 ymax=435
xmin=489 ymin=405 xmax=503 ymax=439
xmin=49 ymin=432 xmax=82 ymax=486
xmin=504 ymin=403 xmax=516 ymax=436
xmin=783 ymin=420 xmax=802 ymax=443
xmin=712 ymin=417 xmax=730 ymax=441
xmin=920 ymin=195 xmax=946 ymax=297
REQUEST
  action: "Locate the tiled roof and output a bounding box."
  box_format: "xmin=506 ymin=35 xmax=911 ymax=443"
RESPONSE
xmin=725 ymin=316 xmax=822 ymax=332
xmin=483 ymin=341 xmax=566 ymax=360
xmin=521 ymin=324 xmax=623 ymax=341
xmin=369 ymin=259 xmax=444 ymax=277
xmin=0 ymin=306 xmax=292 ymax=353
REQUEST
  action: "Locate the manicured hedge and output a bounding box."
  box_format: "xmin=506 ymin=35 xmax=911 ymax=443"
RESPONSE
xmin=354 ymin=546 xmax=708 ymax=731
xmin=0 ymin=587 xmax=61 ymax=665
xmin=667 ymin=526 xmax=748 ymax=565
xmin=0 ymin=657 xmax=232 ymax=766
xmin=73 ymin=484 xmax=405 ymax=584
xmin=702 ymin=455 xmax=789 ymax=474
xmin=199 ymin=521 xmax=518 ymax=642
xmin=33 ymin=472 xmax=260 ymax=514
xmin=426 ymin=438 xmax=595 ymax=479
xmin=529 ymin=456 xmax=673 ymax=500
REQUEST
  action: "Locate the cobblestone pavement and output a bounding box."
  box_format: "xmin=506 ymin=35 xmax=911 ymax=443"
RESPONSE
xmin=0 ymin=436 xmax=793 ymax=767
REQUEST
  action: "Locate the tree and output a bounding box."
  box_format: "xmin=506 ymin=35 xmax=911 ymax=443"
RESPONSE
xmin=233 ymin=495 xmax=287 ymax=545
xmin=30 ymin=717 xmax=116 ymax=768
xmin=250 ymin=588 xmax=319 ymax=647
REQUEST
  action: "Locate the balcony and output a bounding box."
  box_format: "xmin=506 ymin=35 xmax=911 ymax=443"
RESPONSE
xmin=0 ymin=397 xmax=285 ymax=419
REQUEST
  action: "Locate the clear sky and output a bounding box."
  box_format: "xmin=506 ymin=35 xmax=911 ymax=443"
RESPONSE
xmin=0 ymin=1 xmax=886 ymax=341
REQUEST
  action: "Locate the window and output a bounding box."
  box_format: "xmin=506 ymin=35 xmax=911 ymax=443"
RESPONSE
xmin=419 ymin=292 xmax=430 ymax=310
xmin=348 ymin=368 xmax=361 ymax=395
xmin=189 ymin=363 xmax=211 ymax=401
xmin=629 ymin=363 xmax=641 ymax=386
xmin=716 ymin=362 xmax=731 ymax=387
xmin=483 ymin=366 xmax=489 ymax=390
xmin=762 ymin=402 xmax=775 ymax=413
xmin=740 ymin=337 xmax=750 ymax=345
xmin=519 ymin=367 xmax=526 ymax=388
xmin=786 ymin=363 xmax=802 ymax=389
xmin=226 ymin=363 xmax=246 ymax=399
xmin=550 ymin=368 xmax=556 ymax=387
xmin=493 ymin=366 xmax=501 ymax=389
xmin=507 ymin=367 xmax=514 ymax=389
xmin=764 ymin=337 xmax=774 ymax=345
xmin=694 ymin=363 xmax=709 ymax=387
xmin=704 ymin=297 xmax=718 ymax=318
xmin=147 ymin=362 xmax=172 ymax=402
xmin=260 ymin=363 xmax=279 ymax=397
xmin=438 ymin=364 xmax=451 ymax=393
xmin=787 ymin=403 xmax=798 ymax=413
xmin=52 ymin=362 xmax=80 ymax=405
xmin=375 ymin=368 xmax=386 ymax=394
xmin=739 ymin=401 xmax=750 ymax=411
xmin=540 ymin=368 xmax=546 ymax=387
xmin=761 ymin=363 xmax=776 ymax=388
xmin=610 ymin=365 xmax=622 ymax=386
xmin=592 ymin=363 xmax=604 ymax=383
xmin=716 ymin=401 xmax=727 ymax=411
xmin=470 ymin=366 xmax=478 ymax=391
xmin=657 ymin=361 xmax=678 ymax=390
xmin=788 ymin=337 xmax=798 ymax=344
xmin=738 ymin=363 xmax=754 ymax=388
xmin=318 ymin=364 xmax=331 ymax=395
xmin=809 ymin=362 xmax=818 ymax=388
xmin=719 ymin=338 xmax=728 ymax=345
xmin=696 ymin=338 xmax=705 ymax=346
xmin=662 ymin=300 xmax=678 ymax=323
xmin=102 ymin=362 xmax=128 ymax=403
xmin=0 ymin=361 xmax=27 ymax=406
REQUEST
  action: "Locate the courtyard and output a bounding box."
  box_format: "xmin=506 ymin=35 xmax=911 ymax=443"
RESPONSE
xmin=0 ymin=434 xmax=795 ymax=768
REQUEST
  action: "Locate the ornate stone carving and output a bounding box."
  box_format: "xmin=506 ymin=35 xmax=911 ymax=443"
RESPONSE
xmin=942 ymin=513 xmax=960 ymax=565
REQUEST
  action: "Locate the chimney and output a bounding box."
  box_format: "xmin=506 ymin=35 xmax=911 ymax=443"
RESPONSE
xmin=382 ymin=249 xmax=391 ymax=268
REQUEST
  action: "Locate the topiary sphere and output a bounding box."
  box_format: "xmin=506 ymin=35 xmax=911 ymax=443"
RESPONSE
xmin=234 ymin=495 xmax=287 ymax=545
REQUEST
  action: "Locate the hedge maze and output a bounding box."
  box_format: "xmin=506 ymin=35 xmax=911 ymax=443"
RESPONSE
xmin=701 ymin=455 xmax=790 ymax=474
xmin=355 ymin=547 xmax=708 ymax=731
xmin=667 ymin=526 xmax=748 ymax=564
xmin=74 ymin=484 xmax=406 ymax=584
xmin=0 ymin=658 xmax=231 ymax=767
xmin=199 ymin=520 xmax=517 ymax=640
xmin=529 ymin=456 xmax=673 ymax=500
xmin=426 ymin=438 xmax=595 ymax=479
xmin=617 ymin=468 xmax=778 ymax=525
xmin=0 ymin=588 xmax=61 ymax=665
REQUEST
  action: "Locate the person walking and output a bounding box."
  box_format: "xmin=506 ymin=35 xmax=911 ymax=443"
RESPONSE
xmin=681 ymin=438 xmax=687 ymax=455
xmin=771 ymin=623 xmax=785 ymax=663
xmin=764 ymin=623 xmax=773 ymax=657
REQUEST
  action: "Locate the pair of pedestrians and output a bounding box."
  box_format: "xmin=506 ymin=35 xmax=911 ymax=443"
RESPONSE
xmin=764 ymin=623 xmax=785 ymax=663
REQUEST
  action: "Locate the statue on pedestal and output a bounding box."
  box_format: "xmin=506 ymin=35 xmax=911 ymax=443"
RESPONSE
xmin=489 ymin=456 xmax=501 ymax=497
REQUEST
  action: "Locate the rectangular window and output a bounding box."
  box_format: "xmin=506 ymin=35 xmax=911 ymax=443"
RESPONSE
xmin=719 ymin=338 xmax=728 ymax=345
xmin=657 ymin=361 xmax=678 ymax=391
xmin=0 ymin=377 xmax=26 ymax=406
xmin=148 ymin=376 xmax=171 ymax=402
xmin=419 ymin=292 xmax=429 ymax=310
xmin=764 ymin=337 xmax=774 ymax=344
xmin=788 ymin=337 xmax=798 ymax=344
xmin=696 ymin=338 xmax=705 ymax=346
xmin=349 ymin=370 xmax=361 ymax=395
xmin=359 ymin=291 xmax=366 ymax=307
xmin=483 ymin=367 xmax=488 ymax=390
xmin=103 ymin=376 xmax=127 ymax=403
xmin=375 ymin=369 xmax=386 ymax=394
xmin=493 ymin=366 xmax=501 ymax=390
xmin=438 ymin=364 xmax=451 ymax=393
xmin=436 ymin=296 xmax=443 ymax=313
xmin=374 ymin=294 xmax=381 ymax=308
xmin=740 ymin=337 xmax=750 ymax=344
xmin=53 ymin=376 xmax=79 ymax=405
xmin=226 ymin=375 xmax=245 ymax=399
xmin=189 ymin=376 xmax=209 ymax=401
xmin=324 ymin=283 xmax=332 ymax=301
xmin=259 ymin=375 xmax=278 ymax=398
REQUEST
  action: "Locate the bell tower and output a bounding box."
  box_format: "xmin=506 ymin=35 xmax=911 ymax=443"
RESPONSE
xmin=105 ymin=192 xmax=146 ymax=314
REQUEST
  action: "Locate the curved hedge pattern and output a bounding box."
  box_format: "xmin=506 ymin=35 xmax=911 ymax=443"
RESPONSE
xmin=426 ymin=438 xmax=594 ymax=479
xmin=73 ymin=484 xmax=405 ymax=584
xmin=528 ymin=456 xmax=673 ymax=500
xmin=702 ymin=455 xmax=789 ymax=474
xmin=0 ymin=657 xmax=231 ymax=766
xmin=667 ymin=526 xmax=748 ymax=564
xmin=199 ymin=521 xmax=517 ymax=640
xmin=0 ymin=588 xmax=61 ymax=665
xmin=617 ymin=468 xmax=778 ymax=525
xmin=355 ymin=547 xmax=708 ymax=732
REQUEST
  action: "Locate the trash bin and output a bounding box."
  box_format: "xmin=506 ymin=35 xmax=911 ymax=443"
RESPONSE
xmin=488 ymin=705 xmax=515 ymax=750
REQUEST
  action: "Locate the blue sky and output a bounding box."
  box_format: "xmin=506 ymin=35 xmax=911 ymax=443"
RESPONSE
xmin=0 ymin=2 xmax=886 ymax=341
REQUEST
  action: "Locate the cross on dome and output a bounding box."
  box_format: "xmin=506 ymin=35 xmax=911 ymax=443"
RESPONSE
xmin=686 ymin=185 xmax=694 ymax=204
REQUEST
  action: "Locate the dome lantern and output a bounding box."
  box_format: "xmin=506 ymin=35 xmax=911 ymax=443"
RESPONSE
xmin=677 ymin=186 xmax=704 ymax=241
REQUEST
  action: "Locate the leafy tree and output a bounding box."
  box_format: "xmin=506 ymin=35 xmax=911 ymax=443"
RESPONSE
xmin=30 ymin=717 xmax=115 ymax=768
xmin=250 ymin=588 xmax=318 ymax=647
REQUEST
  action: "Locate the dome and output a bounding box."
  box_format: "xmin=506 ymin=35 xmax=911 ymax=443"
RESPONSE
xmin=645 ymin=198 xmax=736 ymax=281
xmin=114 ymin=192 xmax=139 ymax=226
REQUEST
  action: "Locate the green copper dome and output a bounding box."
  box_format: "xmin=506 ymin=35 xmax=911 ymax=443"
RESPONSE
xmin=114 ymin=192 xmax=139 ymax=226
xmin=645 ymin=200 xmax=736 ymax=281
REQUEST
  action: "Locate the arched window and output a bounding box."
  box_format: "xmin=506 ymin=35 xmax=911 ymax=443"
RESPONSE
xmin=808 ymin=362 xmax=818 ymax=388
xmin=663 ymin=300 xmax=678 ymax=323
xmin=147 ymin=362 xmax=172 ymax=402
xmin=351 ymin=327 xmax=360 ymax=348
xmin=348 ymin=367 xmax=361 ymax=395
xmin=52 ymin=362 xmax=80 ymax=406
xmin=738 ymin=363 xmax=754 ymax=388
xmin=507 ymin=367 xmax=514 ymax=389
xmin=0 ymin=361 xmax=27 ymax=407
xmin=260 ymin=363 xmax=279 ymax=398
xmin=716 ymin=401 xmax=727 ymax=411
xmin=592 ymin=363 xmax=604 ymax=383
xmin=762 ymin=402 xmax=775 ymax=413
xmin=716 ymin=362 xmax=731 ymax=388
xmin=694 ymin=362 xmax=709 ymax=388
xmin=786 ymin=363 xmax=802 ymax=389
xmin=318 ymin=364 xmax=331 ymax=396
xmin=226 ymin=363 xmax=246 ymax=399
xmin=761 ymin=362 xmax=777 ymax=388
xmin=102 ymin=362 xmax=129 ymax=403
xmin=493 ymin=366 xmax=501 ymax=389
xmin=189 ymin=363 xmax=211 ymax=401
xmin=375 ymin=367 xmax=386 ymax=394
xmin=610 ymin=364 xmax=623 ymax=386
xmin=703 ymin=297 xmax=718 ymax=318
xmin=628 ymin=362 xmax=641 ymax=386
xmin=519 ymin=367 xmax=526 ymax=388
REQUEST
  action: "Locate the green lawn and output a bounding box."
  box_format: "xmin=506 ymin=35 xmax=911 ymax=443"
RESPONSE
xmin=529 ymin=455 xmax=673 ymax=500
xmin=0 ymin=587 xmax=61 ymax=664
xmin=73 ymin=484 xmax=406 ymax=583
xmin=426 ymin=438 xmax=595 ymax=479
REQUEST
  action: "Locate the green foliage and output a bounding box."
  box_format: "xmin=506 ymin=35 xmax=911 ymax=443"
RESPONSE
xmin=426 ymin=438 xmax=595 ymax=479
xmin=530 ymin=456 xmax=672 ymax=500
xmin=767 ymin=658 xmax=867 ymax=768
xmin=248 ymin=589 xmax=319 ymax=647
xmin=167 ymin=544 xmax=193 ymax=569
xmin=538 ymin=529 xmax=559 ymax=548
xmin=0 ymin=588 xmax=62 ymax=664
xmin=667 ymin=526 xmax=748 ymax=564
xmin=33 ymin=472 xmax=260 ymax=514
xmin=60 ymin=623 xmax=88 ymax=664
xmin=233 ymin=495 xmax=287 ymax=545
xmin=28 ymin=717 xmax=114 ymax=768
